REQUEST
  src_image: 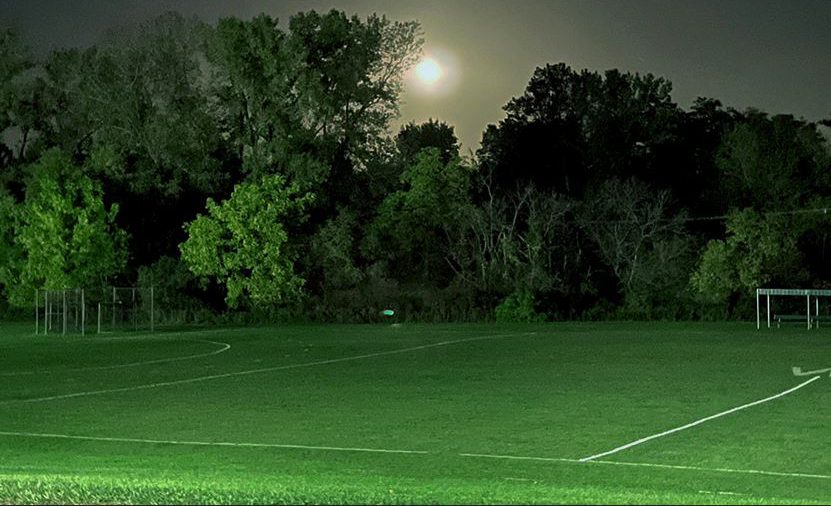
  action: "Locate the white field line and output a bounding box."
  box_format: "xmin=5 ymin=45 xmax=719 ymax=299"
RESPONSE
xmin=0 ymin=332 xmax=532 ymax=405
xmin=697 ymin=490 xmax=746 ymax=496
xmin=578 ymin=376 xmax=822 ymax=462
xmin=0 ymin=339 xmax=230 ymax=377
xmin=23 ymin=326 xmax=253 ymax=345
xmin=590 ymin=458 xmax=831 ymax=481
xmin=70 ymin=326 xmax=254 ymax=341
xmin=1 ymin=432 xmax=829 ymax=481
xmin=792 ymin=366 xmax=831 ymax=377
xmin=461 ymin=453 xmax=576 ymax=463
xmin=459 ymin=452 xmax=831 ymax=480
xmin=0 ymin=431 xmax=427 ymax=455
xmin=0 ymin=326 xmax=261 ymax=374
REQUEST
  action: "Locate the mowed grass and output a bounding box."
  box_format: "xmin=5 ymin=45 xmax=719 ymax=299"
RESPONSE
xmin=0 ymin=321 xmax=829 ymax=504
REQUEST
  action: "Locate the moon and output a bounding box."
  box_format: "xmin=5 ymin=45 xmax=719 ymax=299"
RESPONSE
xmin=406 ymin=48 xmax=459 ymax=97
xmin=415 ymin=57 xmax=443 ymax=85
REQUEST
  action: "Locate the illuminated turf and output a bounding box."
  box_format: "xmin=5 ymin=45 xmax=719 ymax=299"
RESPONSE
xmin=0 ymin=322 xmax=829 ymax=504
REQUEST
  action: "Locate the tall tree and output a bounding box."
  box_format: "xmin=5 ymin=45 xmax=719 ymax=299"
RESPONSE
xmin=180 ymin=174 xmax=314 ymax=309
xmin=0 ymin=189 xmax=18 ymax=303
xmin=206 ymin=12 xmax=424 ymax=295
xmin=396 ymin=119 xmax=459 ymax=166
xmin=39 ymin=13 xmax=223 ymax=196
xmin=447 ymin=178 xmax=582 ymax=312
xmin=207 ymin=14 xmax=313 ymax=183
xmin=0 ymin=28 xmax=35 ymax=187
xmin=288 ymin=10 xmax=422 ymax=170
xmin=309 ymin=208 xmax=364 ymax=294
xmin=580 ymin=177 xmax=691 ymax=315
xmin=31 ymin=13 xmax=230 ymax=271
xmin=690 ymin=209 xmax=808 ymax=317
xmin=365 ymin=148 xmax=473 ymax=286
xmin=716 ymin=111 xmax=831 ymax=211
xmin=680 ymin=98 xmax=739 ymax=209
xmin=477 ymin=63 xmax=683 ymax=198
xmin=1 ymin=149 xmax=127 ymax=307
xmin=0 ymin=29 xmax=29 ymax=134
xmin=207 ymin=11 xmax=422 ymax=190
xmin=364 ymin=119 xmax=460 ymax=205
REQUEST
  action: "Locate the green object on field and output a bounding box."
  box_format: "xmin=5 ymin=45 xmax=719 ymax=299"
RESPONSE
xmin=382 ymin=309 xmax=395 ymax=316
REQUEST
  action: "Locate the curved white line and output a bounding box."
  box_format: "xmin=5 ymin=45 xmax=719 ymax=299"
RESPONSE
xmin=0 ymin=332 xmax=531 ymax=405
xmin=0 ymin=339 xmax=231 ymax=377
xmin=69 ymin=326 xmax=253 ymax=342
xmin=579 ymin=376 xmax=822 ymax=462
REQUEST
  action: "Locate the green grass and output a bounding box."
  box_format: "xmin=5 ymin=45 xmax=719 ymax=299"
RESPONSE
xmin=1 ymin=321 xmax=829 ymax=504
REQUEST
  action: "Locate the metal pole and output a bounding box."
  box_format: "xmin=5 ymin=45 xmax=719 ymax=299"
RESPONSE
xmin=767 ymin=294 xmax=771 ymax=329
xmin=807 ymin=295 xmax=811 ymax=330
xmin=816 ymin=297 xmax=820 ymax=329
xmin=45 ymin=291 xmax=48 ymax=336
xmin=756 ymin=289 xmax=760 ymax=330
xmin=97 ymin=302 xmax=101 ymax=334
xmin=35 ymin=289 xmax=39 ymax=335
xmin=81 ymin=289 xmax=85 ymax=336
xmin=133 ymin=287 xmax=137 ymax=331
xmin=63 ymin=289 xmax=67 ymax=335
xmin=150 ymin=286 xmax=154 ymax=333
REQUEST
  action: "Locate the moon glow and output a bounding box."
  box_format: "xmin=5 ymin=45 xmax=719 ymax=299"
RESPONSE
xmin=415 ymin=58 xmax=443 ymax=85
xmin=407 ymin=48 xmax=459 ymax=97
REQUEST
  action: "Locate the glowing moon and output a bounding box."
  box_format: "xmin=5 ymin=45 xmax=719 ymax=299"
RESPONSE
xmin=406 ymin=48 xmax=459 ymax=97
xmin=415 ymin=58 xmax=443 ymax=85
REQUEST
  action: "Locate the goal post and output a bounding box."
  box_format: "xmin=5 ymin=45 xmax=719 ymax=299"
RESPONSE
xmin=756 ymin=288 xmax=831 ymax=330
xmin=95 ymin=286 xmax=155 ymax=334
xmin=34 ymin=288 xmax=86 ymax=336
xmin=33 ymin=286 xmax=160 ymax=335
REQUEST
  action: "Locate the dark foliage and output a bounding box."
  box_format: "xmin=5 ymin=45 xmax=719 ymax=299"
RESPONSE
xmin=1 ymin=13 xmax=830 ymax=323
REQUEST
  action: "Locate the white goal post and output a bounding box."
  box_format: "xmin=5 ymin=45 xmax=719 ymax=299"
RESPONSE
xmin=756 ymin=288 xmax=831 ymax=330
xmin=35 ymin=288 xmax=85 ymax=336
xmin=34 ymin=286 xmax=158 ymax=335
xmin=96 ymin=286 xmax=155 ymax=334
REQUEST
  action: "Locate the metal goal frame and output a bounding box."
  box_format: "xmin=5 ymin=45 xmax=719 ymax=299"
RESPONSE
xmin=755 ymin=288 xmax=831 ymax=330
xmin=34 ymin=288 xmax=86 ymax=336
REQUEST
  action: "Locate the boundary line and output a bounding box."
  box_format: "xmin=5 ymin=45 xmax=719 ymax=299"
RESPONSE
xmin=578 ymin=376 xmax=821 ymax=462
xmin=0 ymin=431 xmax=828 ymax=481
xmin=0 ymin=332 xmax=533 ymax=405
xmin=459 ymin=453 xmax=831 ymax=480
xmin=0 ymin=339 xmax=230 ymax=377
xmin=0 ymin=431 xmax=427 ymax=455
xmin=589 ymin=458 xmax=831 ymax=481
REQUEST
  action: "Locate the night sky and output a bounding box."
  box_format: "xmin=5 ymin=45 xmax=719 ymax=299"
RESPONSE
xmin=2 ymin=0 xmax=829 ymax=152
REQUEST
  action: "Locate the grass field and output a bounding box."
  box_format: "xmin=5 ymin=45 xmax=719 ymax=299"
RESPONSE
xmin=0 ymin=321 xmax=829 ymax=504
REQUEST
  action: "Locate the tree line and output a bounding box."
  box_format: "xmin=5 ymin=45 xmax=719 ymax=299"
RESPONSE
xmin=1 ymin=10 xmax=830 ymax=323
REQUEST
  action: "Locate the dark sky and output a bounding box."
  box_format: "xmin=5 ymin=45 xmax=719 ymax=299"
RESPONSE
xmin=2 ymin=0 xmax=830 ymax=152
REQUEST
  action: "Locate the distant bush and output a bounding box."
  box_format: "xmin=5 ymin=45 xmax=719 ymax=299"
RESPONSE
xmin=0 ymin=298 xmax=27 ymax=322
xmin=495 ymin=290 xmax=546 ymax=323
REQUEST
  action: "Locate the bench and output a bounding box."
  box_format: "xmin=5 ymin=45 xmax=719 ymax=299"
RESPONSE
xmin=813 ymin=316 xmax=831 ymax=328
xmin=773 ymin=314 xmax=831 ymax=328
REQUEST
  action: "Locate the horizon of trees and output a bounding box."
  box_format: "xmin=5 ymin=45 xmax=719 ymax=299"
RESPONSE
xmin=1 ymin=10 xmax=830 ymax=323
